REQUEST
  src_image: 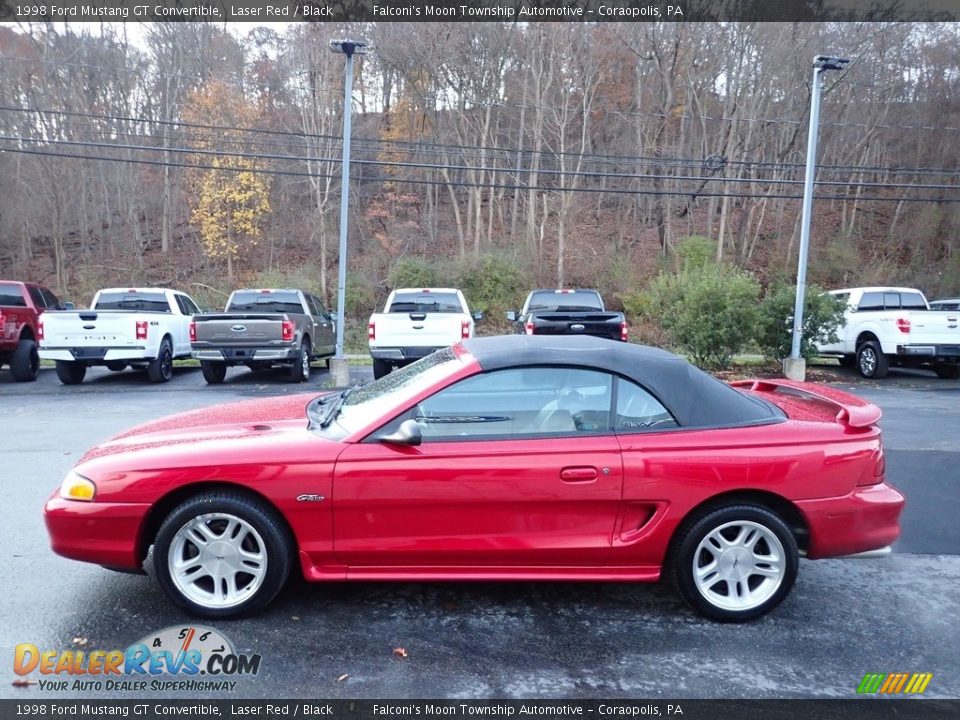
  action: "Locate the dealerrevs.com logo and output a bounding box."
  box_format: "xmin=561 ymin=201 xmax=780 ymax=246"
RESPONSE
xmin=14 ymin=626 xmax=260 ymax=692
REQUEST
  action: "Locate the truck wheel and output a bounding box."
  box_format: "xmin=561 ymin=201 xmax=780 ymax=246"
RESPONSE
xmin=288 ymin=341 xmax=310 ymax=383
xmin=671 ymin=504 xmax=798 ymax=622
xmin=10 ymin=339 xmax=40 ymax=382
xmin=856 ymin=341 xmax=889 ymax=379
xmin=373 ymin=358 xmax=391 ymax=380
xmin=55 ymin=360 xmax=87 ymax=385
xmin=201 ymin=361 xmax=227 ymax=384
xmin=147 ymin=337 xmax=174 ymax=383
xmin=934 ymin=363 xmax=960 ymax=380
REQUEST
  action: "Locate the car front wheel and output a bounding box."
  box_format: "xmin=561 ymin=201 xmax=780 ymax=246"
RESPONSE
xmin=153 ymin=491 xmax=292 ymax=618
xmin=672 ymin=505 xmax=799 ymax=622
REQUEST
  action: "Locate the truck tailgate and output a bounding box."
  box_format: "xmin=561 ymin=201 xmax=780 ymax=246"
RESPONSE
xmin=41 ymin=311 xmax=153 ymax=348
xmin=370 ymin=313 xmax=465 ymax=348
xmin=529 ymin=311 xmax=623 ymax=338
xmin=193 ymin=314 xmax=286 ymax=345
xmin=906 ymin=310 xmax=960 ymax=346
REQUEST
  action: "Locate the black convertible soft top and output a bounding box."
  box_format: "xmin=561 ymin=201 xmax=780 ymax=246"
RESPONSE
xmin=459 ymin=335 xmax=782 ymax=429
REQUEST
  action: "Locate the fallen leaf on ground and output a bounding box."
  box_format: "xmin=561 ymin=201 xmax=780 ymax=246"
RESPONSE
xmin=337 ymin=673 xmax=349 ymax=682
xmin=392 ymin=647 xmax=408 ymax=659
xmin=291 ymin=616 xmax=301 ymax=621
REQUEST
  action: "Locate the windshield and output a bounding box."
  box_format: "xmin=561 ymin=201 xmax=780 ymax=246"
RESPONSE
xmin=527 ymin=291 xmax=603 ymax=312
xmin=228 ymin=291 xmax=304 ymax=314
xmin=95 ymin=292 xmax=170 ymax=312
xmin=310 ymin=348 xmax=463 ymax=436
xmin=388 ymin=292 xmax=464 ymax=314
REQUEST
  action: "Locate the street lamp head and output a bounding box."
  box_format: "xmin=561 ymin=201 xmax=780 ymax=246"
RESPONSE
xmin=813 ymin=56 xmax=850 ymax=72
xmin=330 ymin=39 xmax=368 ymax=57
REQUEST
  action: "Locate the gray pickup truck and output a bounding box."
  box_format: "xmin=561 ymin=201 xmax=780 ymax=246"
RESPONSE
xmin=191 ymin=289 xmax=336 ymax=384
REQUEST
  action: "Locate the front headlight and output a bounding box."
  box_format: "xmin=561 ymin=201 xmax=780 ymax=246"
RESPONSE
xmin=59 ymin=470 xmax=96 ymax=501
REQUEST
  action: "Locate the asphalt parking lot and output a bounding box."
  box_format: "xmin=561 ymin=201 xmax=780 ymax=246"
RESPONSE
xmin=1 ymin=362 xmax=958 ymax=699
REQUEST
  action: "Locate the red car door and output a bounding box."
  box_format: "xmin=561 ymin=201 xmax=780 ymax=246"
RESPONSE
xmin=332 ymin=367 xmax=623 ymax=569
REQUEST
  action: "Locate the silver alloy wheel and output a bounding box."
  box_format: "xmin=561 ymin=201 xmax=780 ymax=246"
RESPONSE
xmin=167 ymin=513 xmax=268 ymax=609
xmin=301 ymin=345 xmax=310 ymax=379
xmin=859 ymin=346 xmax=877 ymax=375
xmin=692 ymin=520 xmax=785 ymax=612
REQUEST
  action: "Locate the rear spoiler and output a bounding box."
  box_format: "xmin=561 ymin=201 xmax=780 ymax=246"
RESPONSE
xmin=730 ymin=379 xmax=882 ymax=429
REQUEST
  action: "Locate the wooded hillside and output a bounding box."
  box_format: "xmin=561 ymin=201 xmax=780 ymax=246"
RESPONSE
xmin=1 ymin=22 xmax=958 ymax=335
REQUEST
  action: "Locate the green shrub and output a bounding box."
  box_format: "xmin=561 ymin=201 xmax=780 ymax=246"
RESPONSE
xmin=673 ymin=235 xmax=716 ymax=272
xmin=387 ymin=257 xmax=441 ymax=289
xmin=454 ymin=254 xmax=525 ymax=331
xmin=641 ymin=265 xmax=761 ymax=369
xmin=755 ymin=283 xmax=845 ymax=362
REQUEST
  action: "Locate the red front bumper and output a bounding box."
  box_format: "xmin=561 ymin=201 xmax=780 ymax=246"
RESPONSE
xmin=44 ymin=495 xmax=151 ymax=570
xmin=797 ymin=481 xmax=905 ymax=559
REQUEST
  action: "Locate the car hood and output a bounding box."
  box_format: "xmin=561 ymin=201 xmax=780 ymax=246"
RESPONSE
xmin=78 ymin=392 xmax=333 ymax=466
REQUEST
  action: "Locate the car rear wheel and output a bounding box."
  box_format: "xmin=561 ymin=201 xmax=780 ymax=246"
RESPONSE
xmin=201 ymin=361 xmax=227 ymax=384
xmin=55 ymin=360 xmax=87 ymax=385
xmin=153 ymin=491 xmax=292 ymax=618
xmin=373 ymin=358 xmax=391 ymax=380
xmin=856 ymin=340 xmax=889 ymax=379
xmin=934 ymin=362 xmax=960 ymax=380
xmin=672 ymin=504 xmax=798 ymax=622
xmin=10 ymin=338 xmax=39 ymax=382
xmin=147 ymin=338 xmax=174 ymax=383
xmin=288 ymin=341 xmax=310 ymax=383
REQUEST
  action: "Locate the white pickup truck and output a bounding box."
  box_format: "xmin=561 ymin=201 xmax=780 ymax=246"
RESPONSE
xmin=817 ymin=286 xmax=960 ymax=379
xmin=39 ymin=287 xmax=200 ymax=384
xmin=368 ymin=287 xmax=479 ymax=379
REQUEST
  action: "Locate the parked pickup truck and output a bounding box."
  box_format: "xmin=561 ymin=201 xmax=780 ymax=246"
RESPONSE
xmin=816 ymin=286 xmax=960 ymax=379
xmin=368 ymin=288 xmax=479 ymax=379
xmin=191 ymin=288 xmax=336 ymax=384
xmin=507 ymin=289 xmax=628 ymax=342
xmin=39 ymin=287 xmax=200 ymax=384
xmin=1 ymin=280 xmax=71 ymax=382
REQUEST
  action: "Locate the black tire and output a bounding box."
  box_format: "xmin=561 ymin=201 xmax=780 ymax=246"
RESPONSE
xmin=10 ymin=338 xmax=40 ymax=382
xmin=373 ymin=358 xmax=391 ymax=380
xmin=288 ymin=341 xmax=310 ymax=383
xmin=838 ymin=354 xmax=856 ymax=369
xmin=856 ymin=340 xmax=889 ymax=379
xmin=934 ymin=362 xmax=960 ymax=380
xmin=152 ymin=491 xmax=293 ymax=619
xmin=106 ymin=361 xmax=127 ymax=372
xmin=55 ymin=360 xmax=87 ymax=385
xmin=147 ymin=337 xmax=174 ymax=383
xmin=671 ymin=504 xmax=799 ymax=622
xmin=201 ymin=361 xmax=227 ymax=384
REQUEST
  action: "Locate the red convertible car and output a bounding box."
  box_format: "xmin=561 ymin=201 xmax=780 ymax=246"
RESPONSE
xmin=44 ymin=335 xmax=904 ymax=622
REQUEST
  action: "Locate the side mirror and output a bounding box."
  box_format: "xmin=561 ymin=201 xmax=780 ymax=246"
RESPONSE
xmin=506 ymin=311 xmax=517 ymax=322
xmin=61 ymin=302 xmax=75 ymax=310
xmin=472 ymin=310 xmax=484 ymax=322
xmin=379 ymin=419 xmax=422 ymax=446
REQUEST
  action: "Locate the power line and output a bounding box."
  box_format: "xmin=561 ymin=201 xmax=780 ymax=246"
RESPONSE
xmin=3 ymin=145 xmax=958 ymax=204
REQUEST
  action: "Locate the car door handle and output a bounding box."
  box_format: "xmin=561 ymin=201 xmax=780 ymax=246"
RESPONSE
xmin=560 ymin=467 xmax=598 ymax=483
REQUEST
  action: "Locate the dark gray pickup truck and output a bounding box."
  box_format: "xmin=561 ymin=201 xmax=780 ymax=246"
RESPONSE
xmin=191 ymin=289 xmax=336 ymax=384
xmin=507 ymin=289 xmax=628 ymax=342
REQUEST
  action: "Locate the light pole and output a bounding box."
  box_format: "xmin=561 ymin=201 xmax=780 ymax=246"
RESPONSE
xmin=785 ymin=55 xmax=850 ymax=382
xmin=329 ymin=38 xmax=367 ymax=387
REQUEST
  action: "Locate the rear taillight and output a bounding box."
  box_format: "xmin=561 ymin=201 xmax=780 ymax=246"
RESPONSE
xmin=461 ymin=320 xmax=471 ymax=339
xmin=620 ymin=321 xmax=629 ymax=342
xmin=896 ymin=317 xmax=911 ymax=334
xmin=281 ymin=319 xmax=294 ymax=342
xmin=859 ymin=443 xmax=885 ymax=486
xmin=189 ymin=321 xmax=196 ymax=342
xmin=135 ymin=320 xmax=148 ymax=340
xmin=525 ymin=322 xmax=534 ymax=335
xmin=368 ymin=322 xmax=376 ymax=341
xmin=37 ymin=319 xmax=43 ymax=341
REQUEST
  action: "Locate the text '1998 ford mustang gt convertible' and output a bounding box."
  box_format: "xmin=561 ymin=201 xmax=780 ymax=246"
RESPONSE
xmin=44 ymin=335 xmax=904 ymax=622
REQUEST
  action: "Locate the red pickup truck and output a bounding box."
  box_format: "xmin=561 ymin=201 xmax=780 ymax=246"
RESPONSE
xmin=0 ymin=281 xmax=70 ymax=382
